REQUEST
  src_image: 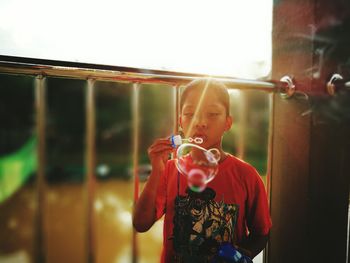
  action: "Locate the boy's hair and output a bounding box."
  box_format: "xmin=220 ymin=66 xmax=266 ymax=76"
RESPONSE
xmin=180 ymin=78 xmax=230 ymax=115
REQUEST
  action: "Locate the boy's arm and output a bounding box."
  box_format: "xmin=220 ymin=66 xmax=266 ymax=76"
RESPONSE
xmin=132 ymin=166 xmax=162 ymax=232
xmin=238 ymin=166 xmax=272 ymax=258
xmin=132 ymin=138 xmax=173 ymax=232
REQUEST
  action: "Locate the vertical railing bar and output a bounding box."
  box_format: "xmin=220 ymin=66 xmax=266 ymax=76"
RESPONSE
xmin=237 ymin=91 xmax=247 ymax=159
xmin=172 ymin=84 xmax=181 ymax=160
xmin=264 ymin=92 xmax=275 ymax=263
xmin=173 ymin=84 xmax=180 ymax=136
xmin=86 ymin=79 xmax=96 ymax=263
xmin=132 ymin=82 xmax=140 ymax=263
xmin=34 ymin=75 xmax=46 ymax=263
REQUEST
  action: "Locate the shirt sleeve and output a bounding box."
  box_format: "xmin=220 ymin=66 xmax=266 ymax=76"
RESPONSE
xmin=244 ymin=166 xmax=272 ymax=236
xmin=154 ymin=161 xmax=169 ymax=220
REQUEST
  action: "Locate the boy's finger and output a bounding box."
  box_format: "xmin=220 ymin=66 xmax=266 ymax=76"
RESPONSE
xmin=149 ymin=145 xmax=174 ymax=154
xmin=148 ymin=143 xmax=174 ymax=153
xmin=153 ymin=138 xmax=171 ymax=144
xmin=149 ymin=140 xmax=173 ymax=150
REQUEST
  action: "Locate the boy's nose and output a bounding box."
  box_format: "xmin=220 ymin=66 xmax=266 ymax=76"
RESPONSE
xmin=193 ymin=115 xmax=207 ymax=128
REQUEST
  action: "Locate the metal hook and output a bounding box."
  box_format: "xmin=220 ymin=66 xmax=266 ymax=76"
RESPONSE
xmin=326 ymin=73 xmax=343 ymax=95
xmin=279 ymin=75 xmax=296 ymax=99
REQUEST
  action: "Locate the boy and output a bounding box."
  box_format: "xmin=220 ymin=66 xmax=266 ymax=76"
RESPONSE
xmin=133 ymin=78 xmax=272 ymax=262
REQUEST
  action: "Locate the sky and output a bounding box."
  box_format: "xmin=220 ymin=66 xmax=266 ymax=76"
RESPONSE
xmin=0 ymin=0 xmax=272 ymax=78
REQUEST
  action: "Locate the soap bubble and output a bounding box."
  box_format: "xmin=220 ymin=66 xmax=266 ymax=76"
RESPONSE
xmin=175 ymin=143 xmax=221 ymax=192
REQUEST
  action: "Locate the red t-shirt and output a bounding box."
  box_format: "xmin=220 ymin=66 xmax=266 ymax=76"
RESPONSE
xmin=155 ymin=154 xmax=272 ymax=262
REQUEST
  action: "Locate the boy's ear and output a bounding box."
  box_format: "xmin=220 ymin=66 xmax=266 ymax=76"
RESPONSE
xmin=225 ymin=115 xmax=233 ymax=131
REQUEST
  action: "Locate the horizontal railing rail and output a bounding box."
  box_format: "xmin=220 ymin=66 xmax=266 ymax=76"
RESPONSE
xmin=0 ymin=55 xmax=277 ymax=92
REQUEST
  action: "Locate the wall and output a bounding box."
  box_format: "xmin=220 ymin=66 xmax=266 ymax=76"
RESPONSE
xmin=269 ymin=0 xmax=350 ymax=262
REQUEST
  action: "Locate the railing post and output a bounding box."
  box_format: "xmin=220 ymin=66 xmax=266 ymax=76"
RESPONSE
xmin=34 ymin=75 xmax=46 ymax=263
xmin=264 ymin=93 xmax=275 ymax=263
xmin=237 ymin=91 xmax=247 ymax=159
xmin=132 ymin=82 xmax=140 ymax=263
xmin=174 ymin=85 xmax=180 ymax=135
xmin=86 ymin=78 xmax=96 ymax=263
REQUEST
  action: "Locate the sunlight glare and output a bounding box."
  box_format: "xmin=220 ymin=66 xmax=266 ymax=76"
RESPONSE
xmin=0 ymin=0 xmax=272 ymax=78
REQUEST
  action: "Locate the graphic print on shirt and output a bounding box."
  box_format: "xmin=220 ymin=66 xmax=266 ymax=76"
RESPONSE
xmin=172 ymin=187 xmax=239 ymax=262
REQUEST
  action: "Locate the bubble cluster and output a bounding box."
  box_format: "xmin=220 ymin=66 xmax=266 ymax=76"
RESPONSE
xmin=175 ymin=143 xmax=221 ymax=192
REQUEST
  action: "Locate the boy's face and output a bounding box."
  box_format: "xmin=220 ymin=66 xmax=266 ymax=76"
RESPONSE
xmin=179 ymin=87 xmax=232 ymax=149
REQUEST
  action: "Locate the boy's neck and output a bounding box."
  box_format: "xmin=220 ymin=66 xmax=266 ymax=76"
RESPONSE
xmin=215 ymin=148 xmax=228 ymax=163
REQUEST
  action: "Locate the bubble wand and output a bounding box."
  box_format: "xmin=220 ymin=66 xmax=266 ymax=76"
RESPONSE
xmin=170 ymin=134 xmax=203 ymax=148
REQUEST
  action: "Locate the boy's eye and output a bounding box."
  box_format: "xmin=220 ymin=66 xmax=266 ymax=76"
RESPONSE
xmin=208 ymin=112 xmax=220 ymax=117
xmin=184 ymin=112 xmax=194 ymax=117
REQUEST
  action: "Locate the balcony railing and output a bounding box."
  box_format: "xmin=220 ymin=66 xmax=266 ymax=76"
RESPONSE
xmin=0 ymin=55 xmax=277 ymax=263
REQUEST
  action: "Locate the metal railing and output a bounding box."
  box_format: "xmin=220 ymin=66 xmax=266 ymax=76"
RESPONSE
xmin=0 ymin=55 xmax=278 ymax=263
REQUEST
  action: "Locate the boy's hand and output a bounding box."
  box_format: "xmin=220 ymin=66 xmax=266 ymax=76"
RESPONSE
xmin=147 ymin=138 xmax=174 ymax=172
